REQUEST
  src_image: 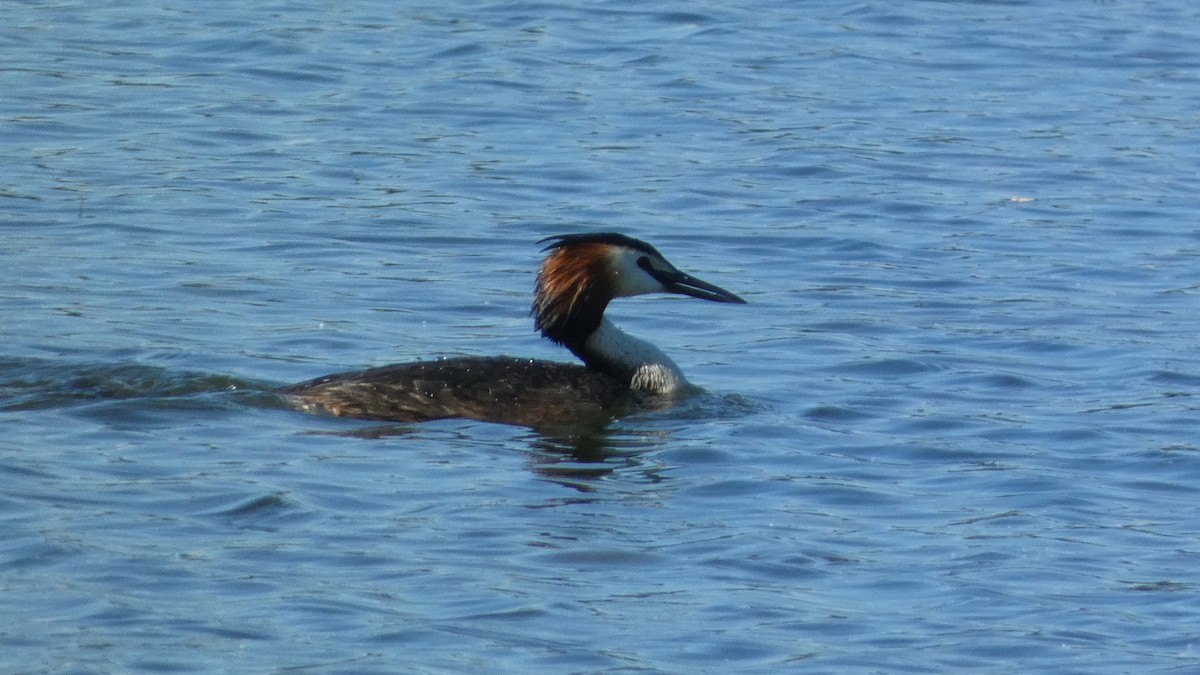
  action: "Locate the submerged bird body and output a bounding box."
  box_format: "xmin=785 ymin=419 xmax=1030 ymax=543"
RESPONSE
xmin=281 ymin=233 xmax=744 ymax=427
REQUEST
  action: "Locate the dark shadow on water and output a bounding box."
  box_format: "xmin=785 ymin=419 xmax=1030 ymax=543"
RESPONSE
xmin=523 ymin=393 xmax=760 ymax=490
xmin=293 ymin=413 xmax=658 ymax=483
xmin=520 ymin=425 xmax=675 ymax=491
xmin=286 ymin=412 xmax=673 ymax=493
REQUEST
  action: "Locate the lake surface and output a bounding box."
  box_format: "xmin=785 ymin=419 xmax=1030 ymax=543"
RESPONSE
xmin=3 ymin=1 xmax=1199 ymax=672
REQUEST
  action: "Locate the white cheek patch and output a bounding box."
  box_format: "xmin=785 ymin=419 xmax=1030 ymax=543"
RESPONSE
xmin=609 ymin=249 xmax=667 ymax=297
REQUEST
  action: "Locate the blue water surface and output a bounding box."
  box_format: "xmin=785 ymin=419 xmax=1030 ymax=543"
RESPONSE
xmin=3 ymin=1 xmax=1199 ymax=672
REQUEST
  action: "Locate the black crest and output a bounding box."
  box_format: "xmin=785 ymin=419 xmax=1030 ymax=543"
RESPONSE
xmin=538 ymin=232 xmax=662 ymax=258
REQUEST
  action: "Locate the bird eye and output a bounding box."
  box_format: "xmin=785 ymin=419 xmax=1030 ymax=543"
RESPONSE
xmin=637 ymin=256 xmax=653 ymax=272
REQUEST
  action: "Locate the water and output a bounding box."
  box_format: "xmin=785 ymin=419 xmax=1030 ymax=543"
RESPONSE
xmin=3 ymin=0 xmax=1199 ymax=672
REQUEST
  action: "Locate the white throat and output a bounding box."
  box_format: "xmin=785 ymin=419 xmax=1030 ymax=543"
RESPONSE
xmin=584 ymin=317 xmax=690 ymax=395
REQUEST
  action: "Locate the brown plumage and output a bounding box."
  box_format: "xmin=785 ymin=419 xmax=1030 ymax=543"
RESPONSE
xmin=280 ymin=356 xmax=631 ymax=428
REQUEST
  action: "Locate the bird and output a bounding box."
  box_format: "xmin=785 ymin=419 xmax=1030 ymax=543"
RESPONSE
xmin=279 ymin=232 xmax=745 ymax=428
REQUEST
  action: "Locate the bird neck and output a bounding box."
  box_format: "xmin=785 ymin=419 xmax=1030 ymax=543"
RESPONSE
xmin=571 ymin=317 xmax=689 ymax=395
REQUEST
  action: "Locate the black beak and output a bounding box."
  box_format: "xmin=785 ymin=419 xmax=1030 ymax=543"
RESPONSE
xmin=658 ymin=268 xmax=747 ymax=304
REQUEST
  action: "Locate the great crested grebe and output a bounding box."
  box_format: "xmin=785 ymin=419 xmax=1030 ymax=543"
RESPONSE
xmin=280 ymin=233 xmax=745 ymax=428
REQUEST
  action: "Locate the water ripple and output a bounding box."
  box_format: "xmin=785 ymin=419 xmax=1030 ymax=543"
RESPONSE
xmin=3 ymin=0 xmax=1200 ymax=672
